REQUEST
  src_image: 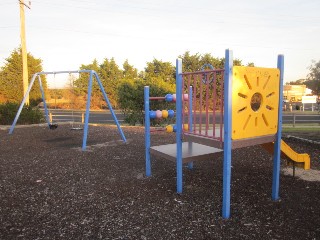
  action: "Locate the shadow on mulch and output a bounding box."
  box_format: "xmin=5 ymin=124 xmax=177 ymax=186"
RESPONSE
xmin=0 ymin=125 xmax=319 ymax=239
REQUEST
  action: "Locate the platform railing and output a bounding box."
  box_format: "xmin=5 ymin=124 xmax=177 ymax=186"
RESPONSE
xmin=181 ymin=69 xmax=225 ymax=142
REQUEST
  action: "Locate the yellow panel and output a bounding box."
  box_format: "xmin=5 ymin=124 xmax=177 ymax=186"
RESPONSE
xmin=232 ymin=66 xmax=280 ymax=140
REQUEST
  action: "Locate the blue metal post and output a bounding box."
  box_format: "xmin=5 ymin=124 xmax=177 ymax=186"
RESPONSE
xmin=93 ymin=71 xmax=127 ymax=143
xmin=9 ymin=73 xmax=38 ymax=134
xmin=82 ymin=70 xmax=94 ymax=151
xmin=38 ymin=75 xmax=50 ymax=127
xmin=272 ymin=55 xmax=284 ymax=200
xmin=222 ymin=49 xmax=233 ymax=219
xmin=144 ymin=86 xmax=151 ymax=176
xmin=176 ymin=59 xmax=183 ymax=193
xmin=187 ymin=85 xmax=193 ymax=170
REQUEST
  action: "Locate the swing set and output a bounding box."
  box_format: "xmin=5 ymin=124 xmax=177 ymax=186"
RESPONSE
xmin=9 ymin=70 xmax=126 ymax=151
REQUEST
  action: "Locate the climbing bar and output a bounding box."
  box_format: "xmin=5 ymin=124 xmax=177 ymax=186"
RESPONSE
xmin=149 ymin=94 xmax=189 ymax=102
xmin=149 ymin=97 xmax=166 ymax=100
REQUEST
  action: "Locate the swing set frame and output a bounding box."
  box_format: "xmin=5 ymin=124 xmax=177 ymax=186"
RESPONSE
xmin=9 ymin=70 xmax=126 ymax=151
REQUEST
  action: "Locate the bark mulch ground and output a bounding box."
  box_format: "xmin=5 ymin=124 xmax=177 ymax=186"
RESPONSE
xmin=0 ymin=124 xmax=319 ymax=239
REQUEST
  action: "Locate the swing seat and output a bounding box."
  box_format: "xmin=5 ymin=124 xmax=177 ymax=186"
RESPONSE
xmin=49 ymin=123 xmax=58 ymax=130
xmin=70 ymin=127 xmax=83 ymax=130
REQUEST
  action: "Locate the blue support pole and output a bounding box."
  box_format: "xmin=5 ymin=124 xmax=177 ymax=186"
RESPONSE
xmin=222 ymin=49 xmax=233 ymax=219
xmin=176 ymin=59 xmax=183 ymax=194
xmin=82 ymin=70 xmax=94 ymax=151
xmin=272 ymin=55 xmax=284 ymax=200
xmin=9 ymin=73 xmax=38 ymax=134
xmin=187 ymin=86 xmax=193 ymax=170
xmin=38 ymin=75 xmax=51 ymax=127
xmin=93 ymin=71 xmax=127 ymax=143
xmin=144 ymin=86 xmax=151 ymax=177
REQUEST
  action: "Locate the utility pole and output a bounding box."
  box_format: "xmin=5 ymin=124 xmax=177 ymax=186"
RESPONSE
xmin=19 ymin=0 xmax=31 ymax=105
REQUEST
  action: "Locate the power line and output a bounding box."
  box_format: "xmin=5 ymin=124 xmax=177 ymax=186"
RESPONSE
xmin=30 ymin=0 xmax=320 ymax=22
xmin=0 ymin=26 xmax=19 ymax=28
xmin=0 ymin=1 xmax=16 ymax=5
xmin=22 ymin=25 xmax=316 ymax=53
xmin=18 ymin=0 xmax=31 ymax=9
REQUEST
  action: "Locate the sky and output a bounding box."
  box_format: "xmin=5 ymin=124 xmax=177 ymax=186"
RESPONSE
xmin=1 ymin=0 xmax=320 ymax=88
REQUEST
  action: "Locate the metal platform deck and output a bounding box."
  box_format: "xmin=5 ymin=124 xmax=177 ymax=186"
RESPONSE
xmin=183 ymin=129 xmax=276 ymax=149
xmin=150 ymin=142 xmax=223 ymax=164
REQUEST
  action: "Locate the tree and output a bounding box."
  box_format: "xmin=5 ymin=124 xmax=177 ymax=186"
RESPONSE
xmin=144 ymin=59 xmax=175 ymax=84
xmin=73 ymin=58 xmax=136 ymax=109
xmin=123 ymin=59 xmax=138 ymax=80
xmin=99 ymin=58 xmax=123 ymax=107
xmin=178 ymin=51 xmax=201 ymax=72
xmin=200 ymin=53 xmax=224 ymax=69
xmin=286 ymin=79 xmax=305 ymax=85
xmin=178 ymin=51 xmax=243 ymax=71
xmin=0 ymin=48 xmax=47 ymax=105
xmin=117 ymin=78 xmax=175 ymax=125
xmin=73 ymin=59 xmax=100 ymax=95
xmin=306 ymin=60 xmax=320 ymax=96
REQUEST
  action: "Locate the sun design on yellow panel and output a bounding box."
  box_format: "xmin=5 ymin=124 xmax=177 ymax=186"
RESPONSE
xmin=232 ymin=66 xmax=280 ymax=140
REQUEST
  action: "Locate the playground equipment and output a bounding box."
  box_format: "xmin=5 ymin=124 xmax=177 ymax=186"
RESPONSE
xmin=261 ymin=140 xmax=311 ymax=170
xmin=9 ymin=70 xmax=126 ymax=151
xmin=144 ymin=49 xmax=310 ymax=219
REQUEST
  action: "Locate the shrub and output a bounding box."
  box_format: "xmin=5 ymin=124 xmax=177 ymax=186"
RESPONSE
xmin=0 ymin=102 xmax=45 ymax=125
xmin=117 ymin=79 xmax=175 ymax=125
